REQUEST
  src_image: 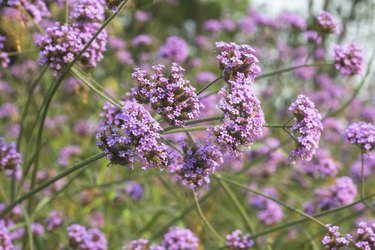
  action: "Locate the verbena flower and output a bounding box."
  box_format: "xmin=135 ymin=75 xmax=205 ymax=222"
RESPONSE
xmin=96 ymin=101 xmax=171 ymax=170
xmin=354 ymin=222 xmax=375 ymax=249
xmin=159 ymin=36 xmax=189 ymax=63
xmin=288 ymin=94 xmax=323 ymax=163
xmin=317 ymin=11 xmax=339 ymax=34
xmin=334 ymin=44 xmax=364 ymax=76
xmin=0 ymin=35 xmax=10 ymax=68
xmin=132 ymin=63 xmax=201 ymax=127
xmin=0 ymin=220 xmax=14 ymax=250
xmin=161 ymin=227 xmax=200 ymax=250
xmin=215 ymin=41 xmax=260 ymax=82
xmin=123 ymin=239 xmax=149 ymax=250
xmin=44 ymin=211 xmax=64 ymax=232
xmin=105 ymin=0 xmax=122 ymax=12
xmin=70 ymin=0 xmax=105 ymax=23
xmin=299 ymin=149 xmax=339 ymax=178
xmin=226 ymin=229 xmax=254 ymax=250
xmin=0 ymin=137 xmax=22 ymax=180
xmin=67 ymin=224 xmax=107 ymax=250
xmin=314 ymin=176 xmax=357 ymax=211
xmin=73 ymin=22 xmax=108 ymax=68
xmin=36 ymin=23 xmax=83 ymax=76
xmin=58 ymin=145 xmax=81 ymax=167
xmin=170 ymin=140 xmax=222 ymax=189
xmin=344 ymin=122 xmax=375 ymax=157
xmin=210 ymin=73 xmax=265 ymax=153
xmin=21 ymin=0 xmax=50 ymax=23
xmin=322 ymin=224 xmax=351 ymax=250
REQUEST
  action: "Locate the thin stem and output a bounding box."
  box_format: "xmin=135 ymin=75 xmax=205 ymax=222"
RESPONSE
xmin=219 ymin=176 xmax=327 ymax=229
xmin=162 ymin=126 xmax=209 ymax=135
xmin=0 ymin=153 xmax=105 ymax=218
xmin=193 ymin=192 xmax=225 ymax=243
xmin=250 ymin=192 xmax=375 ymax=239
xmin=196 ymin=76 xmax=223 ymax=96
xmin=263 ymin=124 xmax=292 ymax=128
xmin=214 ymin=175 xmax=257 ymax=245
xmin=361 ymin=150 xmax=365 ymax=199
xmin=256 ymin=62 xmax=333 ymax=79
xmin=163 ymin=116 xmax=222 ymax=132
xmin=71 ymin=66 xmax=121 ymax=108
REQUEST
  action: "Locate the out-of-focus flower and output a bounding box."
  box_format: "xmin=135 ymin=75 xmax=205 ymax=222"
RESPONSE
xmin=159 ymin=36 xmax=189 ymax=63
xmin=67 ymin=224 xmax=107 ymax=250
xmin=70 ymin=0 xmax=105 ymax=23
xmin=203 ymin=19 xmax=222 ymax=33
xmin=44 ymin=211 xmax=64 ymax=232
xmin=317 ymin=11 xmax=339 ymax=34
xmin=21 ymin=0 xmax=50 ymax=23
xmin=0 ymin=137 xmax=22 ymax=180
xmin=123 ymin=239 xmax=149 ymax=250
xmin=344 ymin=122 xmax=375 ymax=157
xmin=57 ymin=145 xmax=81 ymax=167
xmin=0 ymin=220 xmax=14 ymax=250
xmin=334 ymin=44 xmax=364 ymax=76
xmin=226 ymin=229 xmax=254 ymax=250
xmin=299 ymin=149 xmax=339 ymax=178
xmin=161 ymin=227 xmax=199 ymax=250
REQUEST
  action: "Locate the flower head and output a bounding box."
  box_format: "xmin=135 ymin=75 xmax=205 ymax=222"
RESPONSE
xmin=70 ymin=0 xmax=105 ymax=23
xmin=123 ymin=239 xmax=149 ymax=250
xmin=96 ymin=101 xmax=171 ymax=170
xmin=0 ymin=36 xmax=10 ymax=68
xmin=210 ymin=73 xmax=265 ymax=153
xmin=67 ymin=224 xmax=107 ymax=250
xmin=0 ymin=137 xmax=22 ymax=180
xmin=132 ymin=63 xmax=201 ymax=127
xmin=226 ymin=230 xmax=254 ymax=250
xmin=21 ymin=0 xmax=50 ymax=23
xmin=215 ymin=41 xmax=260 ymax=82
xmin=159 ymin=36 xmax=189 ymax=63
xmin=170 ymin=140 xmax=222 ymax=189
xmin=354 ymin=222 xmax=375 ymax=249
xmin=334 ymin=44 xmax=364 ymax=76
xmin=344 ymin=122 xmax=375 ymax=157
xmin=317 ymin=11 xmax=339 ymax=34
xmin=288 ymin=95 xmax=323 ymax=162
xmin=161 ymin=227 xmax=199 ymax=250
xmin=0 ymin=220 xmax=14 ymax=250
xmin=322 ymin=224 xmax=351 ymax=249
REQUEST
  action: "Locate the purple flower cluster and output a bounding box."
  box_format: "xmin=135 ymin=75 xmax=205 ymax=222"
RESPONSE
xmin=21 ymin=0 xmax=50 ymax=23
xmin=36 ymin=23 xmax=83 ymax=75
xmin=299 ymin=149 xmax=339 ymax=178
xmin=0 ymin=36 xmax=10 ymax=68
xmin=317 ymin=11 xmax=339 ymax=34
xmin=70 ymin=0 xmax=105 ymax=23
xmin=344 ymin=122 xmax=375 ymax=157
xmin=123 ymin=239 xmax=149 ymax=250
xmin=210 ymin=73 xmax=265 ymax=153
xmin=58 ymin=145 xmax=81 ymax=167
xmin=132 ymin=63 xmax=201 ymax=127
xmin=334 ymin=44 xmax=364 ymax=76
xmin=105 ymin=0 xmax=122 ymax=12
xmin=0 ymin=220 xmax=14 ymax=250
xmin=170 ymin=140 xmax=222 ymax=189
xmin=313 ymin=176 xmax=357 ymax=212
xmin=37 ymin=0 xmax=107 ymax=75
xmin=288 ymin=95 xmax=323 ymax=162
xmin=161 ymin=227 xmax=199 ymax=250
xmin=322 ymin=224 xmax=351 ymax=249
xmin=215 ymin=41 xmax=260 ymax=82
xmin=354 ymin=221 xmax=375 ymax=249
xmin=248 ymin=187 xmax=284 ymax=225
xmin=96 ymin=101 xmax=171 ymax=170
xmin=44 ymin=210 xmax=64 ymax=232
xmin=226 ymin=229 xmax=254 ymax=250
xmin=159 ymin=36 xmax=189 ymax=63
xmin=67 ymin=224 xmax=107 ymax=250
xmin=0 ymin=137 xmax=22 ymax=180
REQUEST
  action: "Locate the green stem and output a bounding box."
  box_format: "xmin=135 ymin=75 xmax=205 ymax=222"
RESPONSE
xmin=162 ymin=126 xmax=209 ymax=135
xmin=219 ymin=176 xmax=327 ymax=229
xmin=196 ymin=76 xmax=223 ymax=96
xmin=250 ymin=192 xmax=375 ymax=239
xmin=361 ymin=150 xmax=365 ymax=199
xmin=0 ymin=153 xmax=105 ymax=218
xmin=263 ymin=124 xmax=292 ymax=128
xmin=256 ymin=62 xmax=333 ymax=79
xmin=163 ymin=116 xmax=222 ymax=132
xmin=193 ymin=192 xmax=225 ymax=243
xmin=71 ymin=66 xmax=121 ymax=108
xmin=214 ymin=175 xmax=258 ymax=246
